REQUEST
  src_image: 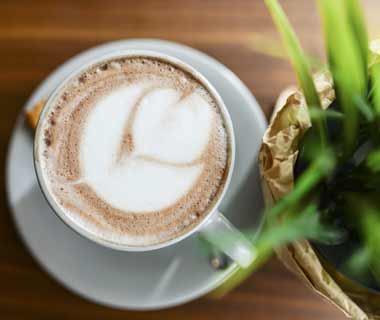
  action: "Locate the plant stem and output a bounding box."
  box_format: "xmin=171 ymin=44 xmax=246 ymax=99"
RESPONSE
xmin=318 ymin=0 xmax=367 ymax=155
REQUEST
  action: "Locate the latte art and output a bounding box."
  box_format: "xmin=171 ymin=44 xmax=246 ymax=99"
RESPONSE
xmin=37 ymin=56 xmax=230 ymax=246
xmin=83 ymin=85 xmax=212 ymax=212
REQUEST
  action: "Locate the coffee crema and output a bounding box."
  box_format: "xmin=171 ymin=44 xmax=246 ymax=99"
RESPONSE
xmin=36 ymin=56 xmax=230 ymax=246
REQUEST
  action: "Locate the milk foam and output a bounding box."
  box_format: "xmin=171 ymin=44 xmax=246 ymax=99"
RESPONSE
xmin=37 ymin=56 xmax=229 ymax=246
xmin=82 ymin=84 xmax=209 ymax=212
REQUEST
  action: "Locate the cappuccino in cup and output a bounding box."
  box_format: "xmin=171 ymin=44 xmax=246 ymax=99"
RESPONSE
xmin=35 ymin=55 xmax=232 ymax=247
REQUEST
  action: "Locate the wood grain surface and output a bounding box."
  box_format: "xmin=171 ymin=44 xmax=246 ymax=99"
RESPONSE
xmin=1 ymin=1 xmax=379 ymax=319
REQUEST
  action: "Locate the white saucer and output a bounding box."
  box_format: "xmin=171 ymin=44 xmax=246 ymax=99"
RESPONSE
xmin=6 ymin=39 xmax=267 ymax=310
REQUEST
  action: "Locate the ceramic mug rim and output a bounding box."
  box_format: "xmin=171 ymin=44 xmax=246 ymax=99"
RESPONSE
xmin=33 ymin=49 xmax=236 ymax=252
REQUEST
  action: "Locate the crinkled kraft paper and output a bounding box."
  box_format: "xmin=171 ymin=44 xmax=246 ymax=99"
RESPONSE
xmin=259 ymin=70 xmax=380 ymax=319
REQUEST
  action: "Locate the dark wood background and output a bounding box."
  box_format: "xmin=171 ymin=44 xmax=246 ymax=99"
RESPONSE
xmin=1 ymin=0 xmax=379 ymax=319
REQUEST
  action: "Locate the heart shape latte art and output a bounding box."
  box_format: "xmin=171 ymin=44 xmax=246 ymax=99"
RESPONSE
xmin=81 ymin=83 xmax=213 ymax=213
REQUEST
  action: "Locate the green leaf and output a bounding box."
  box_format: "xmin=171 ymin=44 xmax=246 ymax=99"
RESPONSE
xmin=309 ymin=108 xmax=344 ymax=121
xmin=371 ymin=62 xmax=380 ymax=115
xmin=345 ymin=247 xmax=371 ymax=278
xmin=259 ymin=204 xmax=319 ymax=247
xmin=361 ymin=209 xmax=380 ymax=285
xmin=318 ymin=0 xmax=368 ymax=154
xmin=346 ymin=0 xmax=369 ymax=80
xmin=344 ymin=198 xmax=380 ymax=285
xmin=264 ymin=0 xmax=320 ymax=108
xmin=212 ymin=202 xmax=342 ymax=297
xmin=260 ymin=204 xmax=342 ymax=248
xmin=265 ymin=0 xmax=326 ymax=147
xmin=366 ymin=150 xmax=380 ymax=172
xmin=353 ymin=95 xmax=374 ymax=122
xmin=362 ymin=211 xmax=380 ymax=258
xmin=267 ymin=149 xmax=335 ymax=219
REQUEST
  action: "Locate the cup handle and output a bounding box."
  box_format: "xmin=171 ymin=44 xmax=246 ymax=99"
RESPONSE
xmin=199 ymin=210 xmax=256 ymax=268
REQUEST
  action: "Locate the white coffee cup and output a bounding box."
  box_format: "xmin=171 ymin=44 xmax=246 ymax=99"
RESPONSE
xmin=34 ymin=50 xmax=256 ymax=268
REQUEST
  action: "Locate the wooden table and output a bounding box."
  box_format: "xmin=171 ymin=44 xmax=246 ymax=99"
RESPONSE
xmin=1 ymin=0 xmax=379 ymax=319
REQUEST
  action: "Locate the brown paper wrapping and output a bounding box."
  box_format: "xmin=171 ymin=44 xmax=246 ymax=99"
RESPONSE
xmin=259 ymin=70 xmax=380 ymax=319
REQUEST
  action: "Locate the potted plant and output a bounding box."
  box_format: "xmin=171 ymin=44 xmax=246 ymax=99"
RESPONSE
xmin=213 ymin=0 xmax=380 ymax=318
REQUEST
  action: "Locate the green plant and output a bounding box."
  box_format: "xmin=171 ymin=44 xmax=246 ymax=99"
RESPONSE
xmin=213 ymin=0 xmax=380 ymax=295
